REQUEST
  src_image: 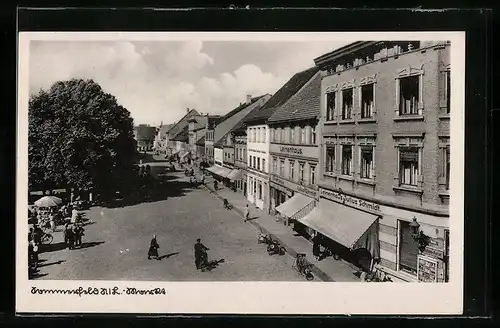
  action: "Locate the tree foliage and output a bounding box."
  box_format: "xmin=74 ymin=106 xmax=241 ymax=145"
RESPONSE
xmin=29 ymin=79 xmax=138 ymax=195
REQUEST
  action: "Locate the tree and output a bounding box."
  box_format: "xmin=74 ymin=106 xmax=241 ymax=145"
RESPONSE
xmin=28 ymin=79 xmax=138 ymax=196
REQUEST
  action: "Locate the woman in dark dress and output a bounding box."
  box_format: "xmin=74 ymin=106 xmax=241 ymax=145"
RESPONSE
xmin=312 ymin=233 xmax=321 ymax=261
xmin=148 ymin=234 xmax=160 ymax=260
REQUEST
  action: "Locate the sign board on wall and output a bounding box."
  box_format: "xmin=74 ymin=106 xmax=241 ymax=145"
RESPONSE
xmin=319 ymin=188 xmax=381 ymax=212
xmin=270 ymin=144 xmax=319 ymax=159
xmin=270 ymin=175 xmax=318 ymax=199
xmin=417 ymin=255 xmax=438 ymax=283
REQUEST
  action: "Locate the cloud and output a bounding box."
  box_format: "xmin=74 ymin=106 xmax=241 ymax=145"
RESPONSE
xmin=28 ymin=39 xmax=345 ymax=126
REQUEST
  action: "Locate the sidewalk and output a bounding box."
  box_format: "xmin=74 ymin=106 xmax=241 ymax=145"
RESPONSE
xmin=203 ymin=178 xmax=360 ymax=282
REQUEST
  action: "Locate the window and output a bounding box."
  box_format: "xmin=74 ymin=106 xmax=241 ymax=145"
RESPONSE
xmin=290 ymin=128 xmax=295 ymax=144
xmin=360 ymin=147 xmax=374 ymax=179
xmin=301 ymin=127 xmax=306 ymax=144
xmin=399 ymin=220 xmax=419 ymax=275
xmin=326 ymin=92 xmax=336 ymax=121
xmin=253 ymin=179 xmax=257 ymax=194
xmin=263 ymin=128 xmax=267 ymax=143
xmin=280 ymin=160 xmax=285 ymax=176
xmin=262 ymin=159 xmax=266 ymax=173
xmin=281 ymin=128 xmax=286 ymax=143
xmin=312 ymin=126 xmax=317 ymax=145
xmin=399 ymin=75 xmax=419 ymax=115
xmin=277 ymin=128 xmax=282 ymax=143
xmin=289 ymin=161 xmax=295 ymax=180
xmin=341 ymin=145 xmax=352 ymax=176
xmin=248 ymin=155 xmax=251 ymax=167
xmin=444 ymin=146 xmax=450 ymax=190
xmin=325 ymin=145 xmax=336 ymax=174
xmin=273 ymin=157 xmax=277 ymax=174
xmin=299 ymin=163 xmax=305 ymax=182
xmin=257 ymin=158 xmax=261 ymax=171
xmin=361 ymin=84 xmax=374 ymax=119
xmin=399 ymin=147 xmax=419 ymax=186
xmin=310 ymin=165 xmax=316 ymax=185
xmin=253 ymin=156 xmax=257 ymax=169
xmin=342 ymin=88 xmax=353 ymax=120
xmin=258 ymin=181 xmax=262 ymax=200
xmin=248 ymin=178 xmax=252 ymax=194
xmin=446 ymin=71 xmax=451 ymax=114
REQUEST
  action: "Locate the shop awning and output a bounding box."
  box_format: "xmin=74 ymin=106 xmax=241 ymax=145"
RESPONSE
xmin=227 ymin=169 xmax=242 ymax=181
xmin=276 ymin=193 xmax=315 ymax=219
xmin=206 ymin=165 xmax=232 ymax=178
xmin=298 ymin=201 xmax=379 ymax=250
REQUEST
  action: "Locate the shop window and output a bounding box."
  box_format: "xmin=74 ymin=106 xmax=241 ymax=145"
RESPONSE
xmin=446 ymin=70 xmax=451 ymax=114
xmin=361 ymin=84 xmax=374 ymax=119
xmin=289 ymin=161 xmax=295 ymax=180
xmin=312 ymin=126 xmax=317 ymax=144
xmin=399 ymin=147 xmax=419 ymax=186
xmin=326 ymin=92 xmax=336 ymax=121
xmin=399 ymin=75 xmax=419 ymax=115
xmin=360 ymin=146 xmax=374 ymax=179
xmin=399 ymin=220 xmax=419 ymax=275
xmin=341 ymin=145 xmax=353 ymax=176
xmin=262 ymin=158 xmax=266 ymax=173
xmin=299 ymin=163 xmax=305 ymax=182
xmin=280 ymin=160 xmax=285 ymax=177
xmin=325 ymin=145 xmax=336 ymax=174
xmin=310 ymin=165 xmax=316 ymax=185
xmin=342 ymin=88 xmax=353 ymax=120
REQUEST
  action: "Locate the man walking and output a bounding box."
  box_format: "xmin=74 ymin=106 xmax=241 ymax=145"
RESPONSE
xmin=194 ymin=238 xmax=209 ymax=270
xmin=243 ymin=204 xmax=250 ymax=222
xmin=148 ymin=234 xmax=160 ymax=260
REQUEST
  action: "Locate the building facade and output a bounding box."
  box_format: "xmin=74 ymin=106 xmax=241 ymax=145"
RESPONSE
xmin=313 ymin=40 xmax=450 ymax=282
xmin=166 ymin=109 xmax=199 ymax=156
xmin=133 ymin=124 xmax=158 ymax=151
xmin=233 ymin=131 xmax=248 ymax=195
xmin=267 ymin=70 xmax=322 ymax=232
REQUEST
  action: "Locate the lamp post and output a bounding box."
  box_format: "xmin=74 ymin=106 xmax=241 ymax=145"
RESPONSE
xmin=409 ymin=216 xmax=430 ymax=252
xmin=409 ymin=217 xmax=421 ymax=239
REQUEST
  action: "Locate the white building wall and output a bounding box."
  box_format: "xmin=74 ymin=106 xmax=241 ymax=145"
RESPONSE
xmin=246 ymin=123 xmax=270 ymax=210
xmin=214 ymin=147 xmax=224 ymax=166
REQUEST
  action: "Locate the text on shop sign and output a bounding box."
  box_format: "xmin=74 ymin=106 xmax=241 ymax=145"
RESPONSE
xmin=279 ymin=146 xmax=303 ymax=155
xmin=320 ymin=189 xmax=381 ymax=212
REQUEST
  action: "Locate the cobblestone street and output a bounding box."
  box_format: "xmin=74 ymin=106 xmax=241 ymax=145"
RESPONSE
xmin=34 ymin=171 xmax=312 ymax=281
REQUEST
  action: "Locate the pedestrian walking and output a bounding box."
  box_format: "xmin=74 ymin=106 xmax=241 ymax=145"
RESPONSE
xmin=312 ymin=233 xmax=321 ymax=261
xmin=148 ymin=234 xmax=160 ymax=260
xmin=194 ymin=238 xmax=209 ymax=270
xmin=201 ymin=174 xmax=205 ymax=185
xmin=243 ymin=204 xmax=250 ymax=222
xmin=74 ymin=224 xmax=84 ymax=247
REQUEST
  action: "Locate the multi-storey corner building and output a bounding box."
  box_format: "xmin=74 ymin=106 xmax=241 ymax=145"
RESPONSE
xmin=133 ymin=124 xmax=158 ymax=151
xmin=232 ymin=123 xmax=248 ymax=196
xmin=267 ymin=69 xmax=322 ymax=229
xmin=307 ymin=40 xmax=450 ymax=282
xmin=243 ymin=67 xmax=320 ymax=211
xmin=166 ymin=108 xmax=199 ymax=158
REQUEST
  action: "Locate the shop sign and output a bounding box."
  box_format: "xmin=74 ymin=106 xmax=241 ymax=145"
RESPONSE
xmin=417 ymin=255 xmax=438 ymax=283
xmin=270 ymin=144 xmax=318 ymax=159
xmin=270 ymin=175 xmax=318 ymax=199
xmin=320 ymin=188 xmax=381 ymax=212
xmin=422 ymin=247 xmax=445 ymax=260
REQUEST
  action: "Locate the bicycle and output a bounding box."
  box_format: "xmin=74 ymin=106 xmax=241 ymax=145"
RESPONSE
xmin=40 ymin=230 xmax=54 ymax=244
xmin=292 ymin=253 xmax=314 ymax=280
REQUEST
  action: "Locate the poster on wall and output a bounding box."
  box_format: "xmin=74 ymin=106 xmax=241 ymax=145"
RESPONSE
xmin=417 ymin=255 xmax=438 ymax=283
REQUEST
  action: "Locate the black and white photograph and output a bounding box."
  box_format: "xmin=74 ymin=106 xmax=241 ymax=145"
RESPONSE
xmin=17 ymin=31 xmax=465 ymax=314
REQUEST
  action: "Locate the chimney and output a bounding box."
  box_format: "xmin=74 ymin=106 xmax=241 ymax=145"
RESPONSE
xmin=246 ymin=94 xmax=252 ymax=104
xmin=187 ymin=108 xmax=190 ymax=113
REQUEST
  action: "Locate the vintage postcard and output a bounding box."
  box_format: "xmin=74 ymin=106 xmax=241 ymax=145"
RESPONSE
xmin=17 ymin=31 xmax=465 ymax=315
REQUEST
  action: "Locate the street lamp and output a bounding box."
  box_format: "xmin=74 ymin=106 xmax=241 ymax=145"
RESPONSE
xmin=409 ymin=217 xmax=420 ymax=238
xmin=409 ymin=216 xmax=430 ymax=252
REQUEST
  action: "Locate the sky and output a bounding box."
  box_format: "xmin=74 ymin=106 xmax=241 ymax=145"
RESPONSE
xmin=29 ymin=39 xmax=350 ymax=126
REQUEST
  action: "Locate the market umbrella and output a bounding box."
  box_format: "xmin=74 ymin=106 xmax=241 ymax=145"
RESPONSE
xmin=34 ymin=196 xmax=63 ymax=208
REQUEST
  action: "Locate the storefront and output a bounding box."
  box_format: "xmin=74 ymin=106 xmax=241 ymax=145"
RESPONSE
xmin=247 ymin=170 xmax=269 ymax=210
xmin=318 ymin=187 xmax=450 ymax=282
xmin=269 ymin=174 xmax=318 ymax=226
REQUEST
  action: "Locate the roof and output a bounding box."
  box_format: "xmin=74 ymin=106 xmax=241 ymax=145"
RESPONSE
xmin=267 ymin=71 xmax=321 ymax=124
xmin=313 ymin=41 xmax=377 ymax=68
xmin=172 ymin=125 xmax=189 ymax=142
xmin=243 ymin=67 xmax=320 ymax=125
xmin=134 ymin=125 xmax=157 ymax=140
xmin=213 ymin=95 xmax=268 ymax=145
xmin=167 ymin=109 xmax=199 ymax=139
xmin=158 ymin=124 xmax=174 ymax=138
xmin=195 ymin=135 xmax=205 ymax=146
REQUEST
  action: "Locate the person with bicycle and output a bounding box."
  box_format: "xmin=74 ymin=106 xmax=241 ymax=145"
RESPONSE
xmin=194 ymin=238 xmax=209 ymax=270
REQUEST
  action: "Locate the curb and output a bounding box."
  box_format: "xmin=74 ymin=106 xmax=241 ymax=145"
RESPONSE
xmin=203 ymin=184 xmax=334 ymax=282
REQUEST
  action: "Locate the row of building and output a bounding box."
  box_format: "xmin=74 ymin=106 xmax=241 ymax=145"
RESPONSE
xmin=156 ymin=40 xmax=451 ymax=283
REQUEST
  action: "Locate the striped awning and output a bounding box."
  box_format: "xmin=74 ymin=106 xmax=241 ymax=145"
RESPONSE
xmin=275 ymin=193 xmax=315 ymax=219
xmin=227 ymin=169 xmax=242 ymax=181
xmin=206 ymin=165 xmax=232 ymax=178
